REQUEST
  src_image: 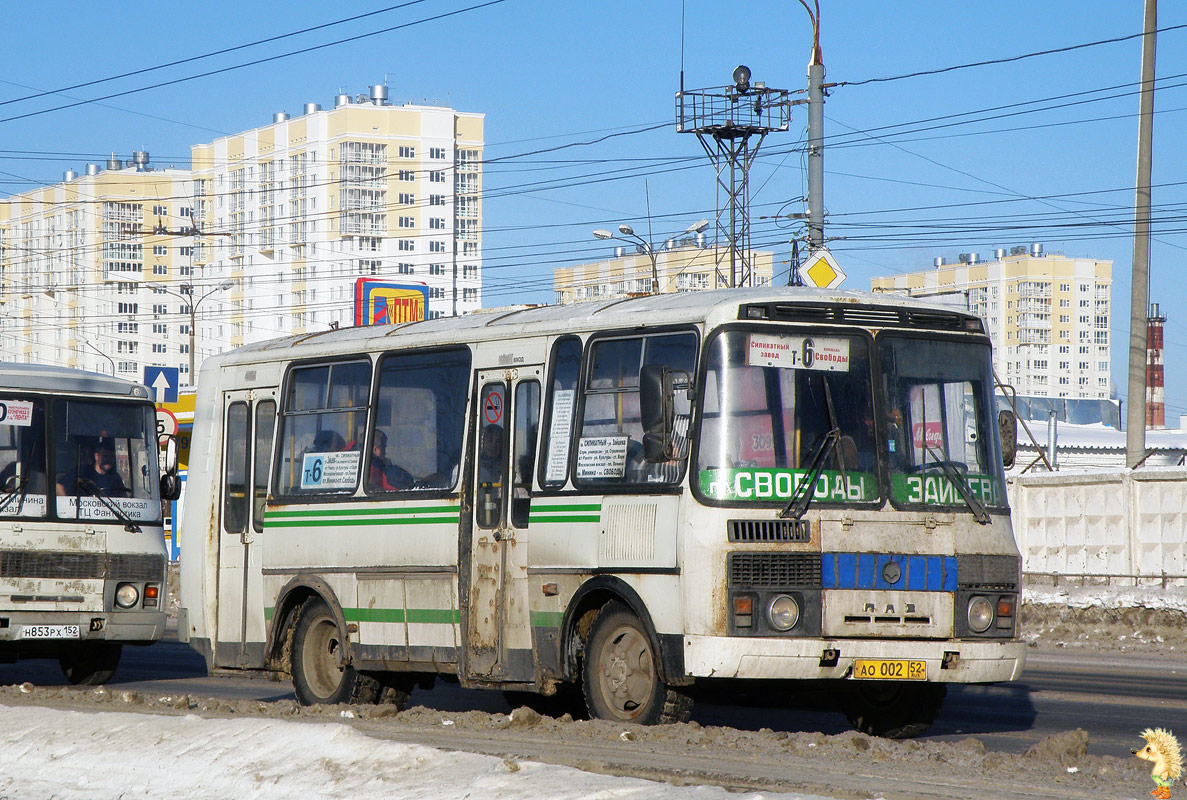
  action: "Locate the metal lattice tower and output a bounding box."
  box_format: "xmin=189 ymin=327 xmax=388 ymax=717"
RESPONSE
xmin=676 ymin=68 xmax=790 ymax=288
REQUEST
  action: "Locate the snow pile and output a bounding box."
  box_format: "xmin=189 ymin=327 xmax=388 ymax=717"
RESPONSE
xmin=1024 ymin=583 xmax=1187 ymax=613
xmin=0 ymin=705 xmax=836 ymax=800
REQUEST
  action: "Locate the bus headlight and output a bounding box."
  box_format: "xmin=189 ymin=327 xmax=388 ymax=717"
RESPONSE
xmin=115 ymin=583 xmax=140 ymax=609
xmin=767 ymin=594 xmax=800 ymax=631
xmin=967 ymin=596 xmax=994 ymax=633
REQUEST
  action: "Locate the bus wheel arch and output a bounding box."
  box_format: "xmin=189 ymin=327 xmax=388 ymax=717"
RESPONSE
xmin=266 ymin=576 xmax=349 ymax=676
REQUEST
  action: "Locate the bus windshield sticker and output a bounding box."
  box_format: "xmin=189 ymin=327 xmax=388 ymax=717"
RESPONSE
xmin=575 ymin=435 xmax=629 ymax=479
xmin=300 ymin=450 xmax=361 ymax=490
xmin=699 ymin=467 xmax=876 ymax=503
xmin=0 ymin=495 xmax=46 ymax=517
xmin=891 ymin=473 xmax=1002 ymax=508
xmin=747 ymin=334 xmax=850 ymax=372
xmin=56 ymin=496 xmax=157 ymax=521
xmin=545 ymin=389 xmax=575 ymax=482
xmin=0 ymin=400 xmax=34 ymax=427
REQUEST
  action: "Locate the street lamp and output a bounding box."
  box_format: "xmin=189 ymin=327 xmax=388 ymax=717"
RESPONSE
xmin=76 ymin=335 xmax=115 ymax=376
xmin=128 ymin=277 xmax=233 ymax=381
xmin=592 ymin=219 xmax=709 ymax=294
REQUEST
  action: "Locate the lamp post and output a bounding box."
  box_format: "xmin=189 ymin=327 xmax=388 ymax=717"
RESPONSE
xmin=77 ymin=335 xmax=115 ymax=376
xmin=129 ymin=278 xmax=233 ymax=382
xmin=592 ymin=219 xmax=709 ymax=294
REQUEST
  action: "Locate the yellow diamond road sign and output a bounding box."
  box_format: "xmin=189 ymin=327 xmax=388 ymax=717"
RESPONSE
xmin=799 ymin=248 xmax=847 ymax=289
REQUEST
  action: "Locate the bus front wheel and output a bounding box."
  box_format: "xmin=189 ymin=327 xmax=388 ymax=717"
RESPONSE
xmin=291 ymin=597 xmax=381 ymax=705
xmin=840 ymin=681 xmax=946 ymax=739
xmin=60 ymin=643 xmax=121 ymax=686
xmin=581 ymin=602 xmax=691 ymax=725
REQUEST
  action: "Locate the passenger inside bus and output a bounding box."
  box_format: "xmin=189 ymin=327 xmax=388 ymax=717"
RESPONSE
xmin=366 ymin=429 xmax=413 ymax=491
xmin=56 ymin=441 xmax=129 ymax=497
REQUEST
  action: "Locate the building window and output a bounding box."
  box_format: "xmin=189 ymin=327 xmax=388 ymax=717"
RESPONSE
xmin=399 ymin=193 xmax=415 ymax=205
xmin=398 ymin=239 xmax=414 ymax=252
xmin=153 ymin=343 xmax=167 ymax=354
xmin=399 ymin=146 xmax=416 ymax=158
xmin=429 ymin=217 xmax=445 ymax=229
xmin=429 ymin=170 xmax=445 ymax=183
xmin=398 ymin=170 xmax=415 ymax=181
xmin=399 ymin=216 xmax=415 ymax=228
xmin=429 ymin=264 xmax=445 ymax=275
xmin=463 ymin=287 xmax=477 ymax=301
xmin=398 ymin=263 xmax=414 ymax=274
xmin=430 ymin=147 xmax=446 ymax=159
xmin=430 ymin=194 xmax=445 ymax=206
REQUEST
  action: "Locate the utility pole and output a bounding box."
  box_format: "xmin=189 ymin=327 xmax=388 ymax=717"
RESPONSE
xmin=1126 ymin=0 xmax=1157 ymax=468
xmin=805 ymin=11 xmax=825 ymax=251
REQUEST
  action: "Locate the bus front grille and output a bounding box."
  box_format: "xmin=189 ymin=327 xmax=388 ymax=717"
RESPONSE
xmin=728 ymin=553 xmax=822 ymax=588
xmin=728 ymin=519 xmax=811 ymax=543
xmin=0 ymin=551 xmax=164 ymax=582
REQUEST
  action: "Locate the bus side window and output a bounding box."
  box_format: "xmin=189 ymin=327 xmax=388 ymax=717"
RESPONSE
xmin=371 ymin=347 xmax=471 ymax=493
xmin=539 ymin=336 xmax=581 ymax=489
xmin=252 ymin=401 xmax=275 ymax=532
xmin=511 ymin=381 xmax=540 ymax=527
xmin=224 ymin=402 xmax=250 ymax=534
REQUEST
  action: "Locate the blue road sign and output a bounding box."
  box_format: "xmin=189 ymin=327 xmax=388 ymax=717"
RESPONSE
xmin=144 ymin=366 xmax=180 ymax=404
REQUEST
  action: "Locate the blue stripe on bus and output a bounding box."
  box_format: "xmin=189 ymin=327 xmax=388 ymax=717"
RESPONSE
xmin=821 ymin=553 xmax=957 ymax=591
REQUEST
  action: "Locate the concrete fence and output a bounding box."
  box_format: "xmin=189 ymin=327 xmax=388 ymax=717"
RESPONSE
xmin=1007 ymin=468 xmax=1187 ymax=582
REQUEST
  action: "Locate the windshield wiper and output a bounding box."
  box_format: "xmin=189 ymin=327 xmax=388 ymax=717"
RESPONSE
xmin=76 ymin=478 xmax=141 ymax=533
xmin=0 ymin=473 xmax=32 ymax=516
xmin=922 ymin=444 xmax=991 ymax=525
xmin=780 ymin=428 xmax=840 ymax=519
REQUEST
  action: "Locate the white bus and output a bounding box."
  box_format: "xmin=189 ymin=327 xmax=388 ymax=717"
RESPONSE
xmin=179 ymin=287 xmax=1024 ymax=736
xmin=0 ymin=363 xmax=180 ymax=684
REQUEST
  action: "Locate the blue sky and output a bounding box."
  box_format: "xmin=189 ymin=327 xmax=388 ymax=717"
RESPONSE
xmin=2 ymin=1 xmax=1185 ymax=419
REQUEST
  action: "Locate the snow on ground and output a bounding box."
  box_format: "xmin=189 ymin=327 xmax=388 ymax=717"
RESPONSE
xmin=1024 ymin=581 xmax=1187 ymax=613
xmin=0 ymin=705 xmax=840 ymax=800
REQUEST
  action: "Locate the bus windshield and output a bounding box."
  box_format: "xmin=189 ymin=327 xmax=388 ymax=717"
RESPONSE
xmin=52 ymin=399 xmax=161 ymax=523
xmin=879 ymin=335 xmax=1005 ymax=512
xmin=696 ymin=329 xmax=878 ymax=505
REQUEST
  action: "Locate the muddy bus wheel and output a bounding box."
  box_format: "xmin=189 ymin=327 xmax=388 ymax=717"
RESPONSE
xmin=60 ymin=643 xmax=122 ymax=686
xmin=840 ymin=681 xmax=946 ymax=739
xmin=291 ymin=597 xmax=380 ymax=705
xmin=581 ymin=602 xmax=691 ymax=725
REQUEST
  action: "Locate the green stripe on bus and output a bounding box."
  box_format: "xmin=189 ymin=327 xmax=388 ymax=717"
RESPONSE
xmin=263 ymin=607 xmax=458 ymax=624
xmin=528 ymin=503 xmax=601 ymax=512
xmin=530 ymin=611 xmax=564 ymax=628
xmin=264 ymin=516 xmax=458 ymax=529
xmin=266 ymin=506 xmax=458 ymax=519
xmin=528 ymin=515 xmax=600 ymax=523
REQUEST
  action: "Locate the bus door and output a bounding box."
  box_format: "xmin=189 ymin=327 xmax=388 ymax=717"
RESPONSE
xmin=467 ymin=366 xmax=542 ymax=681
xmin=215 ymin=389 xmax=277 ymax=669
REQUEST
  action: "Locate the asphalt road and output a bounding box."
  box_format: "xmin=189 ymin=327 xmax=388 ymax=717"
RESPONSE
xmin=0 ymin=639 xmax=1178 ymax=758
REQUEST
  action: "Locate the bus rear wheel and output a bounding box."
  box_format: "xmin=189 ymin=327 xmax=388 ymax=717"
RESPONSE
xmin=60 ymin=643 xmax=122 ymax=686
xmin=840 ymin=681 xmax=946 ymax=739
xmin=291 ymin=597 xmax=381 ymax=705
xmin=581 ymin=602 xmax=691 ymax=725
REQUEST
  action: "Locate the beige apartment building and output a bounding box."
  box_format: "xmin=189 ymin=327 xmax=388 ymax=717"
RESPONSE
xmin=0 ymin=156 xmax=196 ymax=380
xmin=190 ymin=84 xmax=484 ymax=359
xmin=871 ymin=245 xmax=1112 ymax=399
xmin=554 ymin=240 xmax=774 ymax=303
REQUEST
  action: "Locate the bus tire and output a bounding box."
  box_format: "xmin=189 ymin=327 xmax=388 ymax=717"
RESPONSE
xmin=581 ymin=602 xmax=691 ymax=725
xmin=291 ymin=597 xmax=381 ymax=705
xmin=840 ymin=681 xmax=946 ymax=739
xmin=60 ymin=643 xmax=122 ymax=686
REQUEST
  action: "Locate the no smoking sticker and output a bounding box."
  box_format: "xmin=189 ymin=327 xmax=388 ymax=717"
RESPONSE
xmin=484 ymin=392 xmax=503 ymax=424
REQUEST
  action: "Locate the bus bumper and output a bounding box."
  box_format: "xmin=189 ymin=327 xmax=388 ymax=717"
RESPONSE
xmin=683 ymin=636 xmax=1026 ymax=683
xmin=0 ymin=610 xmax=166 ymax=645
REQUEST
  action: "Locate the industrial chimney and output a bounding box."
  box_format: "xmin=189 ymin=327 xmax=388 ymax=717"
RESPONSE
xmin=1147 ymin=302 xmax=1167 ymax=428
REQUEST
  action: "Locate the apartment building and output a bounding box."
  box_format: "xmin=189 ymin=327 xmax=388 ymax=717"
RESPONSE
xmin=554 ymin=239 xmax=774 ymax=303
xmin=871 ymin=245 xmax=1112 ymax=399
xmin=0 ymin=155 xmax=196 ymax=380
xmin=190 ymin=84 xmax=483 ymax=358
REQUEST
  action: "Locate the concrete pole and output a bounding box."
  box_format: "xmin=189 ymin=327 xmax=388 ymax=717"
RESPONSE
xmin=806 ymin=62 xmax=826 ymax=251
xmin=1126 ymin=0 xmax=1157 ymax=468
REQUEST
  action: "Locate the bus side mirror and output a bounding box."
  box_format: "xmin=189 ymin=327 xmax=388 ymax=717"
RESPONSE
xmin=640 ymin=365 xmax=675 ymax=462
xmin=998 ymin=410 xmax=1017 ymax=469
xmin=159 ymin=434 xmax=181 ymax=501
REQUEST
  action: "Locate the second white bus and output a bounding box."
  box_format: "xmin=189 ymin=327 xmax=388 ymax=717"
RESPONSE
xmin=179 ymin=287 xmax=1025 ymax=736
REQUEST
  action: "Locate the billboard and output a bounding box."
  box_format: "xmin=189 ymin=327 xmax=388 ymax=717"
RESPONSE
xmin=353 ymin=280 xmax=430 ymax=326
